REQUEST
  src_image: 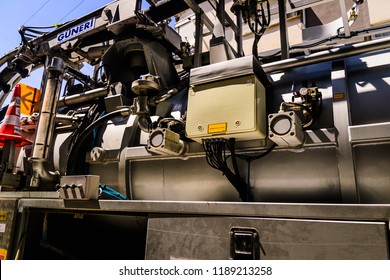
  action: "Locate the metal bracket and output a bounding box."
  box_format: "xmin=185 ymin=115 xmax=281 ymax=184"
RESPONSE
xmin=58 ymin=175 xmax=100 ymax=200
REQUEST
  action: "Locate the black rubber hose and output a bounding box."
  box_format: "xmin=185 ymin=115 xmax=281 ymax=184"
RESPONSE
xmin=66 ymin=108 xmax=129 ymax=175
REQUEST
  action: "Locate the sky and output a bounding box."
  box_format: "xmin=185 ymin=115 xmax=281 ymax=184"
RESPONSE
xmin=0 ymin=0 xmax=150 ymax=89
xmin=0 ymin=0 xmax=113 ymax=57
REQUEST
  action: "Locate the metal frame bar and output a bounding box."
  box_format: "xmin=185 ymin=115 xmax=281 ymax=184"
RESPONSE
xmin=263 ymin=37 xmax=390 ymax=73
xmin=338 ymin=0 xmax=351 ymax=38
xmin=278 ymin=0 xmax=290 ymax=59
xmin=184 ymin=0 xmax=214 ymax=32
xmin=234 ymin=6 xmax=244 ymax=56
xmin=207 ymin=0 xmax=239 ymax=33
xmin=17 ymin=199 xmax=390 ymax=222
xmin=349 ymin=122 xmax=390 ymax=144
xmin=194 ymin=11 xmax=204 ymax=67
xmin=286 ymin=0 xmax=334 ymax=13
xmin=215 ymin=0 xmax=225 ymax=35
xmin=205 ymin=0 xmax=243 ymax=58
xmin=331 ymin=60 xmax=359 ymax=203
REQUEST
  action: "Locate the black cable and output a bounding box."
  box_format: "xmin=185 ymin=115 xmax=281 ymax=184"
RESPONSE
xmin=66 ymin=102 xmax=100 ymax=171
xmin=247 ymin=0 xmax=270 ymax=36
xmin=23 ymin=0 xmax=51 ymax=25
xmin=202 ymin=138 xmax=255 ymax=201
xmin=66 ymin=107 xmax=129 ymax=175
xmin=203 ymin=137 xmax=278 ymax=202
xmin=18 ymin=25 xmax=58 ymax=48
xmin=203 ymin=139 xmax=245 ymax=200
xmin=93 ymin=65 xmax=107 ymax=87
xmin=252 ymin=34 xmax=261 ymax=60
xmin=290 ymin=35 xmax=339 ymax=50
xmin=281 ymin=102 xmax=315 ymax=128
xmin=246 ymin=159 xmax=251 ymax=202
xmin=246 ymin=0 xmax=270 ymax=60
xmin=57 ymin=0 xmax=87 ymax=23
xmin=228 ymin=138 xmax=254 ymax=202
xmin=68 ymin=102 xmax=99 ymax=147
xmin=258 ymin=50 xmax=282 ymax=59
xmin=236 ymin=143 xmax=276 ymax=161
xmin=227 ymin=138 xmax=241 ymax=179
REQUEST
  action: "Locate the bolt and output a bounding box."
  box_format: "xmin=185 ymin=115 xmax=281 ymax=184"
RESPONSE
xmin=235 ymin=120 xmax=241 ymax=126
xmin=198 ymin=125 xmax=203 ymax=131
xmin=290 ymin=132 xmax=295 ymax=136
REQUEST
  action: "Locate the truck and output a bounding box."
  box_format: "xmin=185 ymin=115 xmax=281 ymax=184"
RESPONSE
xmin=0 ymin=0 xmax=389 ymax=260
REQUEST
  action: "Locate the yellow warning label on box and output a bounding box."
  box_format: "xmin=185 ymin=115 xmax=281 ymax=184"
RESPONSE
xmin=208 ymin=123 xmax=227 ymax=134
xmin=0 ymin=248 xmax=7 ymax=260
xmin=333 ymin=92 xmax=345 ymax=100
xmin=0 ymin=211 xmax=7 ymax=221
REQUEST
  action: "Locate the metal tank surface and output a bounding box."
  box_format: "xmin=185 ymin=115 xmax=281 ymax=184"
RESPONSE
xmin=77 ymin=49 xmax=390 ymax=204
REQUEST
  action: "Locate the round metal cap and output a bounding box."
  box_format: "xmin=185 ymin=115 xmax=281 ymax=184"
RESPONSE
xmin=150 ymin=130 xmax=164 ymax=147
xmin=270 ymin=115 xmax=292 ymax=136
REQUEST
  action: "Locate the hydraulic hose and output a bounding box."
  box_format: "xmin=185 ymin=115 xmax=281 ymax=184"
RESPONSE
xmin=66 ymin=107 xmax=130 ymax=175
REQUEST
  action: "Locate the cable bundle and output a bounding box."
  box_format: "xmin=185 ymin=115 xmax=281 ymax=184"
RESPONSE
xmin=202 ymin=138 xmax=251 ymax=201
xmin=247 ymin=0 xmax=271 ymax=60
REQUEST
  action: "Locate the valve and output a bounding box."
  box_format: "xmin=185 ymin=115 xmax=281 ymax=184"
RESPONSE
xmin=131 ymin=74 xmax=161 ymax=96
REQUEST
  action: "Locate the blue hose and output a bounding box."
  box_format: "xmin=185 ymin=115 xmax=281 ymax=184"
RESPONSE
xmin=98 ymin=184 xmax=127 ymax=200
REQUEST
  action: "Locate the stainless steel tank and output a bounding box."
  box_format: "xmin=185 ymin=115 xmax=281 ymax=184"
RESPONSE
xmin=54 ymin=49 xmax=390 ymax=204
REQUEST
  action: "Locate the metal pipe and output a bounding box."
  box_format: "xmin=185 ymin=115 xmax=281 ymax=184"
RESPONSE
xmin=149 ymin=88 xmax=178 ymax=106
xmin=278 ymin=0 xmax=290 ymax=59
xmin=30 ymin=57 xmax=65 ymax=187
xmin=216 ymin=0 xmax=225 ymax=35
xmin=194 ymin=12 xmax=203 ymax=67
xmin=57 ymin=87 xmax=108 ymax=107
xmin=262 ymin=37 xmax=390 ymax=73
xmin=235 ymin=8 xmax=243 ymax=57
xmin=184 ymin=0 xmax=214 ymax=32
xmin=339 ymin=0 xmax=351 ymax=38
xmin=55 ymin=114 xmax=79 ymax=126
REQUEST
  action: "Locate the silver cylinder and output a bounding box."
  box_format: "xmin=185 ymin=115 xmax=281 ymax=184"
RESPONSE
xmin=30 ymin=57 xmax=65 ymax=187
xmin=263 ymin=37 xmax=390 ymax=73
xmin=58 ymin=87 xmax=108 ymax=107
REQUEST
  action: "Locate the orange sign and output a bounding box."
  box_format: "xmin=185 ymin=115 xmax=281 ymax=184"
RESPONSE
xmin=0 ymin=248 xmax=7 ymax=260
xmin=18 ymin=83 xmax=41 ymax=115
